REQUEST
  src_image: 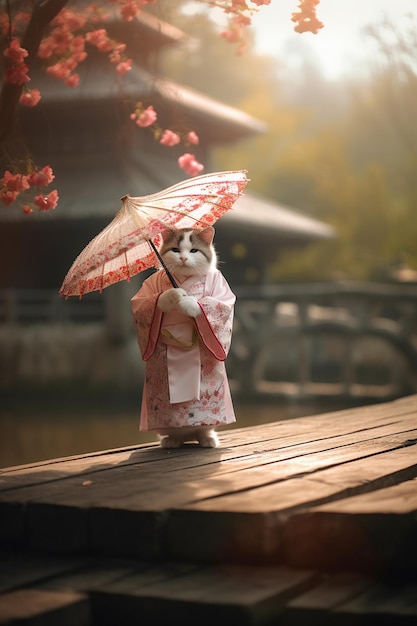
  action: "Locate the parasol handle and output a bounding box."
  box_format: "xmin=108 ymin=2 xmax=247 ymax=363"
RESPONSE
xmin=149 ymin=240 xmax=178 ymax=288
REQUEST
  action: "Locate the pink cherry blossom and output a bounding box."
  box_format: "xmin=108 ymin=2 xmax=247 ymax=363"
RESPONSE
xmin=5 ymin=63 xmax=30 ymax=85
xmin=3 ymin=39 xmax=28 ymax=63
xmin=2 ymin=170 xmax=30 ymax=192
xmin=52 ymin=8 xmax=86 ymax=32
xmin=160 ymin=129 xmax=180 ymax=147
xmin=47 ymin=29 xmax=73 ymax=54
xmin=120 ymin=1 xmax=140 ymax=21
xmin=109 ymin=43 xmax=126 ymax=64
xmin=291 ymin=0 xmax=324 ymax=34
xmin=178 ymin=153 xmax=204 ymax=177
xmin=116 ymin=59 xmax=132 ymax=74
xmin=38 ymin=37 xmax=56 ymax=59
xmin=71 ymin=36 xmax=86 ymax=54
xmin=134 ymin=106 xmax=157 ymax=127
xmin=19 ymin=89 xmax=41 ymax=107
xmin=47 ymin=62 xmax=71 ymax=80
xmin=85 ymin=29 xmax=112 ymax=52
xmin=34 ymin=189 xmax=59 ymax=211
xmin=27 ymin=166 xmax=55 ymax=187
xmin=65 ymin=74 xmax=80 ymax=87
xmin=22 ymin=205 xmax=33 ymax=215
xmin=220 ymin=27 xmax=240 ymax=44
xmin=186 ymin=131 xmax=199 ymax=145
xmin=0 ymin=190 xmax=19 ymax=206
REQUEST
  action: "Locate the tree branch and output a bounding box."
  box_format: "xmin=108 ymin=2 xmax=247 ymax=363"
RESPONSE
xmin=0 ymin=0 xmax=69 ymax=147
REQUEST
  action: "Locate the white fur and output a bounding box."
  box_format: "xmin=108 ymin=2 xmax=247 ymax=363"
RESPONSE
xmin=158 ymin=427 xmax=219 ymax=448
xmin=157 ymin=288 xmax=201 ymax=318
xmin=178 ymin=295 xmax=201 ymax=317
xmin=158 ymin=287 xmax=187 ymax=313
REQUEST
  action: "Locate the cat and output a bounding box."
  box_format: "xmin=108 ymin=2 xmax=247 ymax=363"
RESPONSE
xmin=157 ymin=227 xmax=217 ymax=319
xmin=131 ymin=226 xmax=236 ymax=449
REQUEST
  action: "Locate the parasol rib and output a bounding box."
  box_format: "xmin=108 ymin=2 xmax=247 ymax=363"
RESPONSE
xmin=124 ymin=249 xmax=131 ymax=282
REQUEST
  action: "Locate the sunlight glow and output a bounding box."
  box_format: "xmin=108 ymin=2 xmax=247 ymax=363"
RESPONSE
xmin=251 ymin=0 xmax=417 ymax=79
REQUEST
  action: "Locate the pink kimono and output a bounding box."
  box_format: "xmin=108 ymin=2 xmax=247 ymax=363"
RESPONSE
xmin=131 ymin=269 xmax=236 ymax=431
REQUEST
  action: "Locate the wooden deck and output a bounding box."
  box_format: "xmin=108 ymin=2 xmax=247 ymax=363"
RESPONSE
xmin=1 ymin=394 xmax=417 ymax=625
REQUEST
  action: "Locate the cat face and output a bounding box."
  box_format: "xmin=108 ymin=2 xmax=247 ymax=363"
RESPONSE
xmin=159 ymin=227 xmax=216 ymax=278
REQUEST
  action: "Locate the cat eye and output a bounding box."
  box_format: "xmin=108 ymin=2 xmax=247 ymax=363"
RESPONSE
xmin=190 ymin=248 xmax=199 ymax=253
xmin=171 ymin=247 xmax=180 ymax=253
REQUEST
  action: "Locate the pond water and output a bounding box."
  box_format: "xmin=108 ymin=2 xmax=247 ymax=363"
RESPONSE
xmin=0 ymin=398 xmax=356 ymax=469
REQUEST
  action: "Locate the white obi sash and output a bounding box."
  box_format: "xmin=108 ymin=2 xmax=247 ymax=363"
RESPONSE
xmin=159 ymin=320 xmax=200 ymax=404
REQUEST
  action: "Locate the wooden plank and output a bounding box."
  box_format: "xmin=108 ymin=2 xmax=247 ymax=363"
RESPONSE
xmin=281 ymin=577 xmax=417 ymax=626
xmin=304 ymin=476 xmax=417 ymax=515
xmin=36 ymin=559 xmax=176 ymax=593
xmin=2 ymin=394 xmax=416 ymax=490
xmin=94 ymin=562 xmax=204 ymax=594
xmin=169 ymin=444 xmax=417 ymax=514
xmin=337 ymin=582 xmax=417 ymax=623
xmin=0 ymin=588 xmax=90 ymax=625
xmin=282 ymin=478 xmax=417 ymax=577
xmin=166 ymin=445 xmax=417 ymax=563
xmin=0 ymin=397 xmax=416 ymax=568
xmin=1 ymin=427 xmax=416 ymax=559
xmin=281 ymin=573 xmax=374 ymax=626
xmin=1 ymin=416 xmax=416 ymax=560
xmin=2 ymin=415 xmax=416 ymax=510
xmin=92 ymin=564 xmax=319 ymax=626
xmin=0 ymin=555 xmax=90 ymax=594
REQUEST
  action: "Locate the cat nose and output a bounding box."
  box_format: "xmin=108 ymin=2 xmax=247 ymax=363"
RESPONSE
xmin=179 ymin=256 xmax=187 ymax=262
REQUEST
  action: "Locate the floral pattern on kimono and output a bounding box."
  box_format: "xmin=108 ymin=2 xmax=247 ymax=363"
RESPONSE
xmin=131 ymin=268 xmax=236 ymax=431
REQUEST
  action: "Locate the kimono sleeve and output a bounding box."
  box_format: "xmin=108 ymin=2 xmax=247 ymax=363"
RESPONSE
xmin=131 ymin=274 xmax=163 ymax=360
xmin=195 ymin=270 xmax=236 ymax=361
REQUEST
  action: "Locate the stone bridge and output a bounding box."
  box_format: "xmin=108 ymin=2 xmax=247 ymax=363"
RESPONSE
xmin=230 ymin=282 xmax=417 ymax=402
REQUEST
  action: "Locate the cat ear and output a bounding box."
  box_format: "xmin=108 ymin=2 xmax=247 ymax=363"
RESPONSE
xmin=198 ymin=226 xmax=215 ymax=245
xmin=161 ymin=229 xmax=175 ymax=243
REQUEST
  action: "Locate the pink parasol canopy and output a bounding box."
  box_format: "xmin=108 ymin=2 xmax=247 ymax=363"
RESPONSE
xmin=59 ymin=170 xmax=248 ymax=298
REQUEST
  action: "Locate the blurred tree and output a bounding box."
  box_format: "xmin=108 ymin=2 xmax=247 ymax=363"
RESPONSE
xmin=162 ymin=10 xmax=280 ymax=108
xmin=214 ymin=16 xmax=417 ymax=282
xmin=347 ymin=17 xmax=417 ymax=180
xmin=343 ymin=16 xmax=417 ymax=277
xmin=264 ymin=130 xmax=396 ymax=281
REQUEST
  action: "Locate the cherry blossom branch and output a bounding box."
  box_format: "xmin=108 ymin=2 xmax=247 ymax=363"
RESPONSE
xmin=291 ymin=0 xmax=323 ymax=35
xmin=0 ymin=0 xmax=324 ymax=214
xmin=0 ymin=0 xmax=68 ymax=142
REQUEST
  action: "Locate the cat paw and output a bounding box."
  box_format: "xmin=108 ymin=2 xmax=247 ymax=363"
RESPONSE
xmin=160 ymin=435 xmax=181 ymax=449
xmin=178 ymin=295 xmax=201 ymax=318
xmin=158 ymin=288 xmax=187 ymax=313
xmin=198 ymin=432 xmax=219 ymax=448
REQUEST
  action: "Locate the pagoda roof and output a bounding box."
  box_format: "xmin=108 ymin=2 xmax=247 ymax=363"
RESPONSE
xmin=27 ymin=59 xmax=265 ymax=143
xmin=0 ymin=154 xmax=334 ymax=244
xmin=221 ymin=191 xmax=335 ymax=243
